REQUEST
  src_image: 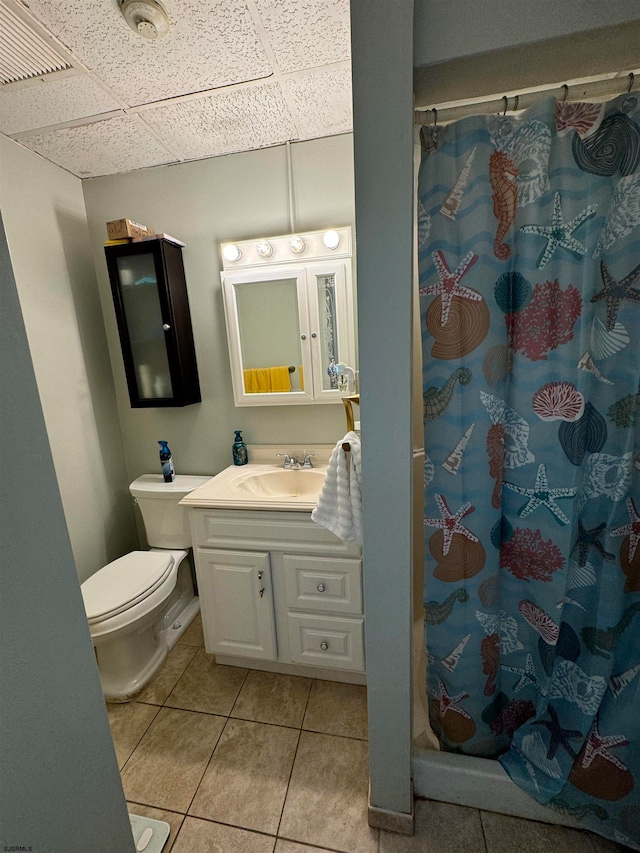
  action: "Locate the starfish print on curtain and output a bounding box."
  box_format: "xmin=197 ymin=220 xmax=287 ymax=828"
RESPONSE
xmin=571 ymin=520 xmax=616 ymax=566
xmin=533 ymin=705 xmax=583 ymax=760
xmin=580 ymin=718 xmax=629 ymax=772
xmin=591 ymin=259 xmax=640 ymax=331
xmin=504 ymin=463 xmax=577 ymax=525
xmin=520 ymin=191 xmax=597 ymax=269
xmin=419 ymin=250 xmax=481 ymax=325
xmin=424 ymin=493 xmax=479 ymax=555
xmin=611 ymin=497 xmax=640 ymax=561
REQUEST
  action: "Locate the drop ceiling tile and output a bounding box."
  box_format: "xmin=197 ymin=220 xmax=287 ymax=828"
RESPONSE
xmin=0 ymin=74 xmax=120 ymax=135
xmin=140 ymin=82 xmax=297 ymax=160
xmin=17 ymin=115 xmax=177 ymax=177
xmin=26 ymin=0 xmax=272 ymax=106
xmin=284 ymin=67 xmax=352 ymax=139
xmin=255 ymin=0 xmax=350 ymax=73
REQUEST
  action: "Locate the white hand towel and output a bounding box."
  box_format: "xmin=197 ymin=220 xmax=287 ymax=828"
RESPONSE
xmin=311 ymin=431 xmax=362 ymax=544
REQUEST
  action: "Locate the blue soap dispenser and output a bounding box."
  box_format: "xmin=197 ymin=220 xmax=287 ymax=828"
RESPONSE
xmin=158 ymin=440 xmax=176 ymax=482
xmin=232 ymin=430 xmax=248 ymax=466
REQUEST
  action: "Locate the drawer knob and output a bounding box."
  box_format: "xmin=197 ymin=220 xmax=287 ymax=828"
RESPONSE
xmin=259 ymin=588 xmax=265 ymax=598
xmin=320 ymin=641 xmax=329 ymax=651
xmin=317 ymin=583 xmax=326 ymax=592
xmin=258 ymin=571 xmax=264 ymax=580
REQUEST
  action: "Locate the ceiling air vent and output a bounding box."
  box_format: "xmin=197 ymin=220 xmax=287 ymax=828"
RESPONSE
xmin=0 ymin=0 xmax=72 ymax=86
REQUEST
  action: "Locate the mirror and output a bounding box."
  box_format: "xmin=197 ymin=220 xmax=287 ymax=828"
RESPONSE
xmin=220 ymin=228 xmax=356 ymax=407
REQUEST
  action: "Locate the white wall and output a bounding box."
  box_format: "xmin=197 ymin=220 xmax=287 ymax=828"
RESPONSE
xmin=414 ymin=0 xmax=640 ymax=67
xmin=0 ymin=136 xmax=136 ymax=583
xmin=82 ymin=135 xmax=355 ymax=481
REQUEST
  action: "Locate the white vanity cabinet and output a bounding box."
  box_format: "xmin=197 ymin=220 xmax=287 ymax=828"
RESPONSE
xmin=189 ymin=507 xmax=365 ymax=683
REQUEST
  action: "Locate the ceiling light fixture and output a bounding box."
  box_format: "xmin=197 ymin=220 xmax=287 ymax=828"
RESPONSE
xmin=223 ymin=244 xmax=242 ymax=262
xmin=323 ymin=230 xmax=340 ymax=250
xmin=289 ymin=236 xmax=306 ymax=254
xmin=119 ymin=0 xmax=170 ymax=40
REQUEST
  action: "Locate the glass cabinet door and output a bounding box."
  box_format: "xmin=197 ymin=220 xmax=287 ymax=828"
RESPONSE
xmin=116 ymin=252 xmax=174 ymax=400
xmin=307 ymin=262 xmax=355 ymax=400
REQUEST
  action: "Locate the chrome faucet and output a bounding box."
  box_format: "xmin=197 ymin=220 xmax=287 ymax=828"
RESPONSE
xmin=277 ymin=453 xmax=301 ymax=469
xmin=277 ymin=453 xmax=318 ymax=469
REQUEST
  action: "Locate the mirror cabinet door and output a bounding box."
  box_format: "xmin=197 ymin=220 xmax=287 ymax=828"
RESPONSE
xmin=224 ymin=268 xmax=314 ymax=404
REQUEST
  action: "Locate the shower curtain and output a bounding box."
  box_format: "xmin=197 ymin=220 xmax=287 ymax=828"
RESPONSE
xmin=419 ymin=94 xmax=640 ymax=849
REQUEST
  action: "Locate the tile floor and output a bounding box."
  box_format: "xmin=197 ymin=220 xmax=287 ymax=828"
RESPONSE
xmin=108 ymin=614 xmax=632 ymax=853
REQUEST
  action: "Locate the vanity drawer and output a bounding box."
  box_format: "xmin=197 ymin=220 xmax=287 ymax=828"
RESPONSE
xmin=191 ymin=509 xmax=359 ymax=555
xmin=283 ymin=555 xmax=362 ymax=615
xmin=287 ymin=613 xmax=365 ymax=671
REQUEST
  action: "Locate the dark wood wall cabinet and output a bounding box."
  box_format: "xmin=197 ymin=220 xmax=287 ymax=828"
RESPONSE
xmin=105 ymin=238 xmax=201 ymax=407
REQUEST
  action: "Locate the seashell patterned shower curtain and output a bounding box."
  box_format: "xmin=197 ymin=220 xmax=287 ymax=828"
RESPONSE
xmin=419 ymin=94 xmax=640 ymax=849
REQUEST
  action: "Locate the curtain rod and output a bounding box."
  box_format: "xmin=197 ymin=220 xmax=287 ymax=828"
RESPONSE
xmin=415 ymin=72 xmax=638 ymax=126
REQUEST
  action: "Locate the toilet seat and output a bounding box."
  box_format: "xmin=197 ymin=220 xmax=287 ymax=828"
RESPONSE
xmin=82 ymin=551 xmax=175 ymax=625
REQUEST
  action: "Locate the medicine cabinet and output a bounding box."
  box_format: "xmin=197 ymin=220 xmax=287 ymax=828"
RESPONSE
xmin=220 ymin=227 xmax=356 ymax=407
xmin=105 ymin=238 xmax=201 ymax=408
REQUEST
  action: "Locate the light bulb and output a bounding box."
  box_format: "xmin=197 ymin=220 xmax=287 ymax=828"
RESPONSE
xmin=256 ymin=240 xmax=273 ymax=258
xmin=289 ymin=236 xmax=306 ymax=254
xmin=223 ymin=244 xmax=241 ymax=262
xmin=323 ymin=229 xmax=340 ymax=250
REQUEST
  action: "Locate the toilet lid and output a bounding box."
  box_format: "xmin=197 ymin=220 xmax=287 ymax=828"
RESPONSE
xmin=81 ymin=551 xmax=175 ymax=623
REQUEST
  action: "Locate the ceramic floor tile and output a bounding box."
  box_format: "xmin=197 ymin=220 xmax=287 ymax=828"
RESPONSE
xmin=106 ymin=700 xmax=159 ymax=770
xmin=136 ymin=644 xmax=198 ymax=706
xmin=302 ymin=679 xmax=368 ymax=740
xmin=189 ymin=718 xmax=299 ymax=835
xmin=166 ymin=648 xmax=247 ymax=715
xmin=178 ymin=612 xmax=205 ymax=647
xmin=279 ymin=731 xmax=378 ymax=853
xmin=231 ymin=670 xmax=312 ymax=728
xmin=275 ymin=841 xmax=336 ymax=852
xmin=172 ymin=817 xmax=275 ymax=853
xmin=121 ymin=707 xmax=225 ymax=813
xmin=481 ymin=810 xmax=602 ymax=853
xmin=126 ymin=802 xmax=184 ymax=853
xmin=380 ymin=799 xmax=486 ymax=852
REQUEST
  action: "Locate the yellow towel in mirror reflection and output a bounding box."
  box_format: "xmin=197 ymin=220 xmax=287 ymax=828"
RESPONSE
xmin=244 ymin=366 xmax=292 ymax=393
xmin=299 ymin=365 xmax=304 ymax=391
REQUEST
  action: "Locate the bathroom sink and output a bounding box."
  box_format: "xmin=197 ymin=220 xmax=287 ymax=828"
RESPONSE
xmin=235 ymin=468 xmax=326 ymax=498
xmin=179 ymin=457 xmax=329 ymax=511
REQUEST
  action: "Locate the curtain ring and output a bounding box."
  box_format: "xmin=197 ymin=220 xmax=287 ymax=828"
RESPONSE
xmin=432 ymin=108 xmax=438 ymax=127
xmin=513 ymin=94 xmax=520 ymax=112
xmin=628 ymin=72 xmax=635 ymax=93
xmin=561 ymin=84 xmax=569 ymax=103
xmin=501 ymin=95 xmax=508 ymax=116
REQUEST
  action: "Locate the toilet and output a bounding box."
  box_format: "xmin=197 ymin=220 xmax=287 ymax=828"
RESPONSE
xmin=81 ymin=474 xmax=210 ymax=702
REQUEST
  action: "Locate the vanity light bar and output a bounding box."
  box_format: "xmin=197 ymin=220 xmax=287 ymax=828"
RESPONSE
xmin=220 ymin=227 xmax=351 ymax=269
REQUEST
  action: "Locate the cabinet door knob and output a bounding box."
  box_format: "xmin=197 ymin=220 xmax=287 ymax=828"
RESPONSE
xmin=311 ymin=332 xmax=317 ymax=338
xmin=259 ymin=588 xmax=265 ymax=598
xmin=258 ymin=571 xmax=264 ymax=580
xmin=300 ymin=334 xmax=307 ymax=340
xmin=162 ymin=323 xmax=171 ymax=331
xmin=316 ymin=583 xmax=326 ymax=592
xmin=320 ymin=641 xmax=329 ymax=651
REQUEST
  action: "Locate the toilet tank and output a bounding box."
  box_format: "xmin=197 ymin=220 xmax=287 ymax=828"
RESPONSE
xmin=129 ymin=474 xmax=210 ymax=549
